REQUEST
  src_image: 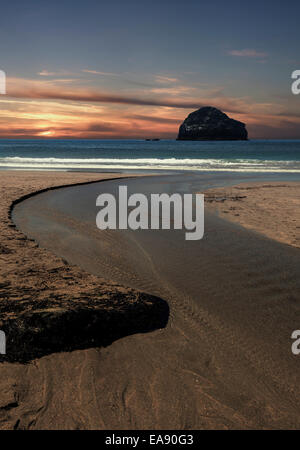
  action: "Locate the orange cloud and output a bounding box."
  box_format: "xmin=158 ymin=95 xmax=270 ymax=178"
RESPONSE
xmin=0 ymin=76 xmax=299 ymax=139
xmin=6 ymin=77 xmax=247 ymax=113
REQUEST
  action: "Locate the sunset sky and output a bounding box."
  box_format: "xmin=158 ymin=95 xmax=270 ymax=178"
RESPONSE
xmin=0 ymin=0 xmax=300 ymax=139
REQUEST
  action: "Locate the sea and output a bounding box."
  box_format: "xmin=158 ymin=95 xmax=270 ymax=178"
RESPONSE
xmin=0 ymin=139 xmax=300 ymax=173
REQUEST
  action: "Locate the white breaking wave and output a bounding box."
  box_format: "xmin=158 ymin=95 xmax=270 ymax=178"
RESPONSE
xmin=0 ymin=156 xmax=300 ymax=172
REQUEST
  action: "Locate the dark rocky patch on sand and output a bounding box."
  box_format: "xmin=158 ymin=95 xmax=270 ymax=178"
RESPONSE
xmin=0 ymin=171 xmax=168 ymax=363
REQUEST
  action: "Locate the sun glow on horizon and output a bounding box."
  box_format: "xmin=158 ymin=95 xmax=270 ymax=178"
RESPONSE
xmin=38 ymin=130 xmax=55 ymax=137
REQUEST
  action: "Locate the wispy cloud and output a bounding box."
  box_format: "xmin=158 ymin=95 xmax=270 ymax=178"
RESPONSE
xmin=228 ymin=49 xmax=268 ymax=58
xmin=155 ymin=75 xmax=179 ymax=84
xmin=126 ymin=114 xmax=180 ymax=124
xmin=38 ymin=69 xmax=76 ymax=78
xmin=82 ymin=71 xmax=181 ymax=87
xmin=150 ymin=86 xmax=196 ymax=96
xmin=6 ymin=77 xmax=246 ymax=112
xmin=82 ymin=69 xmax=119 ymax=77
xmin=38 ymin=70 xmax=59 ymax=76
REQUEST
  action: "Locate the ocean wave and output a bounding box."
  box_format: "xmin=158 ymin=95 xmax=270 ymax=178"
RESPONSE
xmin=0 ymin=156 xmax=300 ymax=172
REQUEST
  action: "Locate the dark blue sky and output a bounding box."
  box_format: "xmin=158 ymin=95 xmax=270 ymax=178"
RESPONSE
xmin=1 ymin=1 xmax=299 ymax=77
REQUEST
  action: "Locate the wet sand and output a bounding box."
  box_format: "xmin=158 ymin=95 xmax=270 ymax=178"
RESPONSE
xmin=10 ymin=172 xmax=300 ymax=430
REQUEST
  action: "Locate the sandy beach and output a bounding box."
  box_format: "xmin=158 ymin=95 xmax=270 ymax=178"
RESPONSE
xmin=205 ymin=182 xmax=300 ymax=248
xmin=0 ymin=171 xmax=300 ymax=430
xmin=0 ymin=171 xmax=169 ymax=428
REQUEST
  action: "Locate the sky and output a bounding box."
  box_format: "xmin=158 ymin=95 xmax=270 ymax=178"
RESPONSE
xmin=0 ymin=0 xmax=300 ymax=139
